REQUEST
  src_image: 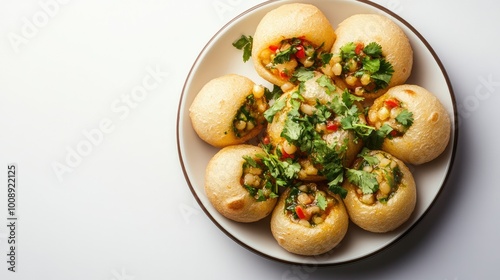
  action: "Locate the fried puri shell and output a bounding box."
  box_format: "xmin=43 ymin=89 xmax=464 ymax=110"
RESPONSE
xmin=368 ymin=84 xmax=451 ymax=165
xmin=343 ymin=150 xmax=416 ymax=233
xmin=252 ymin=3 xmax=335 ymax=86
xmin=331 ymin=14 xmax=413 ymax=98
xmin=270 ymin=187 xmax=349 ymax=256
xmin=205 ymin=145 xmax=277 ymax=223
xmin=189 ymin=74 xmax=266 ymax=148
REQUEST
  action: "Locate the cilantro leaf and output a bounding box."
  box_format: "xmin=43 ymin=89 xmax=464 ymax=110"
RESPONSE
xmin=346 ymin=169 xmax=379 ymax=194
xmin=340 ymin=42 xmax=356 ymax=60
xmin=359 ymin=148 xmax=379 ymax=166
xmin=256 ymin=148 xmax=300 ymax=194
xmin=273 ymin=48 xmax=294 ymax=64
xmin=364 ymin=123 xmax=393 ymax=150
xmin=371 ymin=59 xmax=394 ymax=89
xmin=316 ymin=75 xmax=336 ymax=94
xmin=264 ymin=85 xmax=283 ymax=103
xmin=242 ymin=155 xmax=258 ymax=168
xmin=282 ymin=118 xmax=303 ymax=142
xmin=395 ymin=109 xmax=414 ymax=127
xmin=264 ymin=97 xmax=286 ymax=122
xmin=293 ymin=68 xmax=315 ymax=82
xmin=232 ymin=35 xmax=253 ymax=62
xmin=362 ymin=57 xmax=380 ymax=74
xmin=321 ymin=53 xmax=333 ymax=65
xmin=328 ymin=181 xmax=347 ymax=198
xmin=316 ymin=192 xmax=327 ymax=210
xmin=363 ymin=42 xmax=383 ymax=57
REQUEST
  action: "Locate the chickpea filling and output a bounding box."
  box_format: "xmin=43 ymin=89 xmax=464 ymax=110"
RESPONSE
xmin=241 ymin=156 xmax=278 ymax=201
xmin=232 ymin=85 xmax=268 ymax=138
xmin=285 ymin=183 xmax=336 ymax=227
xmin=330 ymin=42 xmax=394 ymax=95
xmin=368 ymin=98 xmax=414 ymax=137
xmin=259 ymin=37 xmax=330 ymax=90
xmin=347 ymin=150 xmax=403 ymax=205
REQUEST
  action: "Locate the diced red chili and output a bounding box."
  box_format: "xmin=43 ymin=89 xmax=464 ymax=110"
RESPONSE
xmin=326 ymin=121 xmax=339 ymax=132
xmin=355 ymin=43 xmax=364 ymax=55
xmin=384 ymin=98 xmax=400 ymax=109
xmin=269 ymin=45 xmax=279 ymax=52
xmin=295 ymin=45 xmax=306 ymax=59
xmin=295 ymin=205 xmax=307 ymax=220
xmin=281 ymin=149 xmax=294 ymax=160
xmin=262 ymin=135 xmax=270 ymax=145
xmin=279 ymin=71 xmax=289 ymax=79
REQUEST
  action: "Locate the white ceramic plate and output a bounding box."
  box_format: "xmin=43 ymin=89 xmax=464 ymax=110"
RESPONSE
xmin=177 ymin=0 xmax=457 ymax=265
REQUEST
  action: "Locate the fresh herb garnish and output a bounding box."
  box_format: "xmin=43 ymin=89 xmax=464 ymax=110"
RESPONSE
xmin=242 ymin=155 xmax=280 ymax=201
xmin=395 ymin=109 xmax=414 ymax=127
xmin=264 ymin=97 xmax=286 ymax=122
xmin=338 ymin=42 xmax=395 ymax=92
xmin=316 ymin=192 xmax=327 ymax=210
xmin=346 ymin=168 xmax=379 ymax=194
xmin=232 ymin=35 xmax=253 ymax=62
xmin=255 ymin=145 xmax=301 ymax=194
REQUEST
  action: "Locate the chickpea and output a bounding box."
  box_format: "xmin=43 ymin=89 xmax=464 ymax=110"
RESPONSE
xmin=252 ymin=84 xmax=265 ymax=99
xmin=360 ymin=193 xmax=375 ymax=205
xmin=332 ymin=63 xmax=342 ymax=76
xmin=379 ymin=181 xmax=391 ymax=195
xmin=282 ymin=140 xmax=297 ymax=155
xmin=360 ymin=73 xmax=371 ymax=86
xmin=378 ymin=107 xmax=390 ymax=121
xmin=235 ymin=120 xmax=246 ymax=131
xmin=298 ymin=192 xmax=313 ymax=205
xmin=345 ymin=75 xmax=358 ymax=86
xmin=300 ymin=103 xmax=316 ymax=116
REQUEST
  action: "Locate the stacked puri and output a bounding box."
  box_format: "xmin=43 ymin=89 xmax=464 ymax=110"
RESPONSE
xmin=189 ymin=3 xmax=451 ymax=256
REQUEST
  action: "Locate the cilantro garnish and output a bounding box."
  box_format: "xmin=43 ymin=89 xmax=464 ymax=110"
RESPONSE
xmin=232 ymin=35 xmax=253 ymax=62
xmin=363 ymin=42 xmax=383 ymax=57
xmin=292 ymin=68 xmax=316 ymax=83
xmin=242 ymin=155 xmax=280 ymax=201
xmin=264 ymin=85 xmax=283 ymax=103
xmin=316 ymin=192 xmax=327 ymax=210
xmin=395 ymin=109 xmax=414 ymax=127
xmin=316 ymin=74 xmax=336 ymax=94
xmin=255 ymin=145 xmax=301 ymax=194
xmin=359 ymin=148 xmax=379 ymax=165
xmin=338 ymin=42 xmax=395 ymax=92
xmin=371 ymin=59 xmax=394 ymax=89
xmin=346 ymin=169 xmax=379 ymax=194
xmin=264 ymin=97 xmax=286 ymax=122
xmin=340 ymin=42 xmax=356 ymax=60
xmin=273 ymin=47 xmax=294 ymax=64
xmin=364 ymin=123 xmax=393 ymax=150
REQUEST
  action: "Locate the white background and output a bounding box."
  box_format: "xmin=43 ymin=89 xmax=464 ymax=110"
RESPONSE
xmin=0 ymin=0 xmax=498 ymax=279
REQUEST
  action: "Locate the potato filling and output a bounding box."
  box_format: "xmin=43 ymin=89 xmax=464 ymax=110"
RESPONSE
xmin=330 ymin=42 xmax=394 ymax=95
xmin=285 ymin=183 xmax=336 ymax=227
xmin=368 ymin=98 xmax=414 ymax=137
xmin=347 ymin=150 xmax=403 ymax=205
xmin=260 ymin=37 xmax=330 ymax=89
xmin=241 ymin=156 xmax=278 ymax=201
xmin=233 ymin=86 xmax=268 ymax=138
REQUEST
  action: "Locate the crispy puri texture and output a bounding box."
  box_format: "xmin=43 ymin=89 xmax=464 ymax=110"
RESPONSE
xmin=342 ymin=150 xmax=417 ymax=233
xmin=331 ymin=14 xmax=413 ymax=98
xmin=270 ymin=188 xmax=349 ymax=255
xmin=368 ymin=84 xmax=451 ymax=165
xmin=189 ymin=74 xmax=264 ymax=148
xmin=252 ymin=3 xmax=335 ymax=86
xmin=205 ymin=145 xmax=277 ymax=223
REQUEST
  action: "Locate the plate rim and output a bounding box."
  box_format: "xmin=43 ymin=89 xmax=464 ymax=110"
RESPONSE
xmin=176 ymin=0 xmax=459 ymax=266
